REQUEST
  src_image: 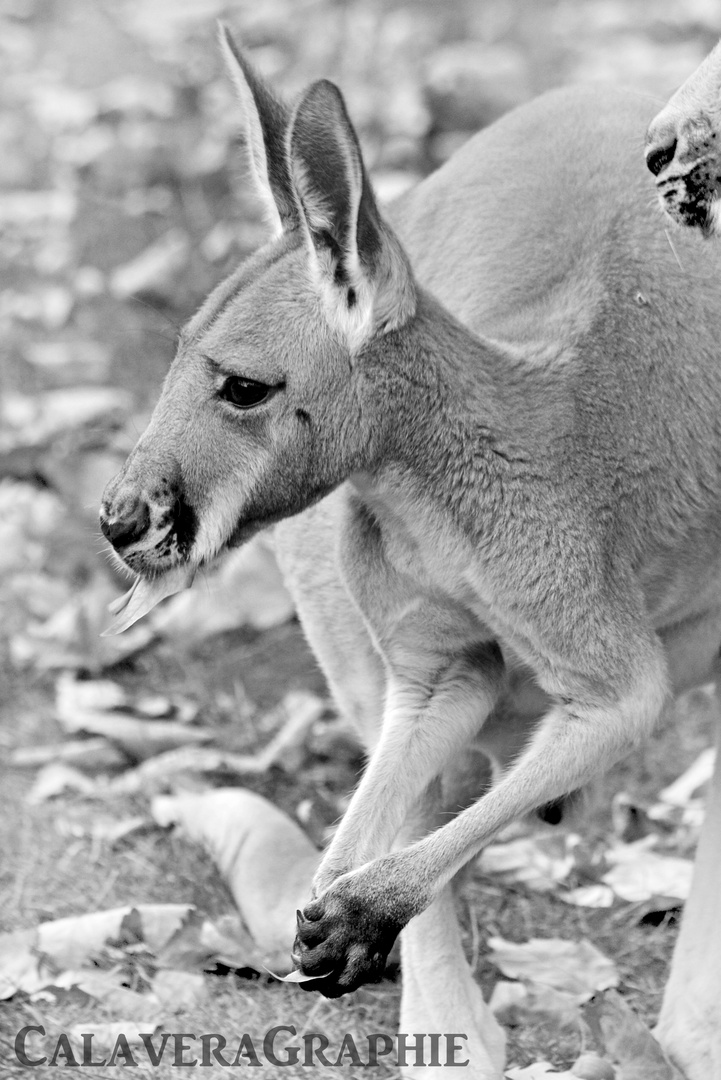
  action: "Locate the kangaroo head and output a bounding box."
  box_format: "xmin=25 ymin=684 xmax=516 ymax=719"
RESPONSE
xmin=646 ymin=40 xmax=721 ymax=235
xmin=100 ymin=28 xmax=416 ymax=627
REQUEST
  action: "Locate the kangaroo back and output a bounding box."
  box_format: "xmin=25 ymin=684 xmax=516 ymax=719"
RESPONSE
xmin=394 ymin=86 xmax=718 ymax=348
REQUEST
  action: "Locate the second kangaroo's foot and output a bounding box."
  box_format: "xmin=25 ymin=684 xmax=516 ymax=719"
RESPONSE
xmin=292 ymin=855 xmax=429 ymax=997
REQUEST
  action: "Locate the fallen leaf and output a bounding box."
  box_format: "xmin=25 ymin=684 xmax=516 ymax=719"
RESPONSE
xmin=0 ymin=928 xmax=47 ymax=999
xmin=56 ymin=711 xmax=213 ymax=761
xmin=0 ymin=903 xmax=194 ymax=998
xmin=488 ymin=936 xmax=618 ymax=998
xmin=156 ymin=908 xmax=263 ymax=973
xmin=152 ymin=787 xmax=320 ymax=970
xmin=113 ymin=690 xmax=324 ymax=792
xmin=56 ymin=674 xmax=129 ymax=715
xmin=489 ymin=979 xmax=528 ymax=1020
xmin=478 ymin=833 xmax=578 ymax=891
xmin=198 ymin=913 xmax=264 ymax=970
xmin=559 ymin=885 xmax=615 ymax=909
xmin=48 ymin=905 xmax=193 ymax=964
xmin=133 ymin=694 xmax=175 ymax=719
xmin=36 ymin=966 xmax=125 ymax=1000
xmin=12 ymin=737 xmax=128 ymax=773
xmin=34 ymin=974 xmax=158 ymax=1021
xmin=1 ymin=903 xmax=230 ymax=1003
xmin=26 ymin=762 xmax=98 ymax=803
xmin=602 ymin=842 xmax=693 ymax=903
xmin=653 ymin=747 xmax=716 ymax=811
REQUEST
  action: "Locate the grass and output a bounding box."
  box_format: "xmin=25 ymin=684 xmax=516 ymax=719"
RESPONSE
xmin=1 ymin=626 xmax=716 ymax=1077
xmin=0 ymin=634 xmax=401 ymax=1079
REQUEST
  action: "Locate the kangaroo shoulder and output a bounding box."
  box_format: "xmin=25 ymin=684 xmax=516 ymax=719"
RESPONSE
xmin=390 ymin=85 xmax=721 ymax=356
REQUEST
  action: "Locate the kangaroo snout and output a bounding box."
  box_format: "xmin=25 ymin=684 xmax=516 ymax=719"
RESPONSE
xmin=646 ymin=94 xmax=721 ymax=235
xmin=99 ymin=494 xmax=150 ymax=550
xmin=645 ymin=123 xmax=678 ymax=177
xmin=100 ymin=461 xmax=198 ymax=576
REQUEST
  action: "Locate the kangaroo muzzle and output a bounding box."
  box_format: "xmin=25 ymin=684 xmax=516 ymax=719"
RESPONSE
xmin=100 ymin=493 xmax=151 ymax=550
xmin=100 ymin=460 xmax=198 ymax=577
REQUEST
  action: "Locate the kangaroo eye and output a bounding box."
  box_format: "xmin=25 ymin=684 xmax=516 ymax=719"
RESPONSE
xmin=220 ymin=376 xmax=270 ymax=409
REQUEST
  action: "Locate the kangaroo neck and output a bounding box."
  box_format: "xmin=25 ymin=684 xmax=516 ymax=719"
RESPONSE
xmin=351 ymin=289 xmax=541 ymax=538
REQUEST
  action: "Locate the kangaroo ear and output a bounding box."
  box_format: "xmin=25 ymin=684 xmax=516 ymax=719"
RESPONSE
xmin=288 ymin=79 xmax=415 ymax=351
xmin=219 ymin=24 xmax=298 ymax=235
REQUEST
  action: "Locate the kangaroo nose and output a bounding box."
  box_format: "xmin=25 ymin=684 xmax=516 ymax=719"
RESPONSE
xmin=646 ymin=137 xmax=677 ymax=177
xmin=100 ymin=497 xmax=151 ymax=549
xmin=646 ymin=119 xmax=678 ymax=176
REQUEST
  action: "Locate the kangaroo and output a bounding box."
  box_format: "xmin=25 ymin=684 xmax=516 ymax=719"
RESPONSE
xmin=645 ymin=44 xmax=721 ymax=1080
xmin=100 ymin=29 xmax=721 ymax=1080
xmin=646 ymin=39 xmax=721 ymax=235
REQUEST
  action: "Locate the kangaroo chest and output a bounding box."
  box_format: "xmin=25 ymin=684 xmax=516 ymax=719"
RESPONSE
xmin=343 ymin=477 xmax=500 ymax=648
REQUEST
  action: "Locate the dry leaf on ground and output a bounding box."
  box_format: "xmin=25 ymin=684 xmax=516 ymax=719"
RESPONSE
xmin=55 ymin=674 xmax=128 ymax=714
xmin=0 ymin=904 xmax=193 ymax=998
xmin=478 ymin=833 xmax=578 ymax=891
xmin=56 ymin=710 xmax=213 ymax=760
xmin=26 ymin=761 xmax=98 ymax=803
xmin=560 ymin=885 xmax=615 ymax=909
xmin=601 ymin=842 xmax=693 ymax=904
xmin=488 ymin=936 xmax=619 ymax=998
xmin=656 ymin=746 xmax=715 ymax=808
xmin=0 ymin=903 xmax=254 ymax=1007
xmin=156 ymin=908 xmax=264 ymax=973
xmin=112 ymin=690 xmax=324 ymax=793
xmin=12 ymin=737 xmax=129 ymax=773
xmin=647 ymin=746 xmax=715 ymax=830
xmin=152 ymin=787 xmax=320 ymax=971
xmin=34 ymin=978 xmax=159 ymax=1022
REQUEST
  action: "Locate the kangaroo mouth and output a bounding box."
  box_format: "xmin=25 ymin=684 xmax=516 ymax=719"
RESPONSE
xmin=102 ymin=563 xmax=196 ymax=636
xmin=658 ymin=164 xmax=721 ymax=236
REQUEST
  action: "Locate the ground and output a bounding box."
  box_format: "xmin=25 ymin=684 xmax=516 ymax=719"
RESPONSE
xmin=1 ymin=0 xmax=719 ymax=1076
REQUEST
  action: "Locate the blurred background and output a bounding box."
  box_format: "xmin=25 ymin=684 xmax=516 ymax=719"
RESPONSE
xmin=2 ymin=0 xmax=721 ymax=1074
